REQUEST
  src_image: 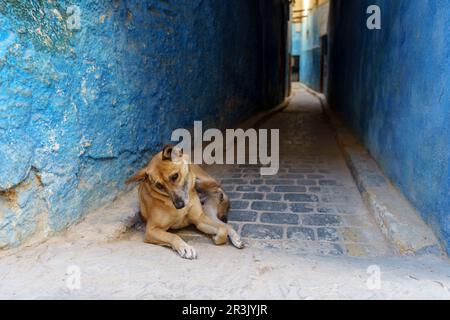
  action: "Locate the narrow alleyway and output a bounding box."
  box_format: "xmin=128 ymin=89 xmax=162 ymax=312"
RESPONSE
xmin=0 ymin=86 xmax=449 ymax=299
xmin=1 ymin=0 xmax=449 ymax=303
xmin=219 ymin=84 xmax=393 ymax=257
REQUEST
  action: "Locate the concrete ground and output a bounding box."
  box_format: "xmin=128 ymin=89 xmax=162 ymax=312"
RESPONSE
xmin=0 ymin=85 xmax=449 ymax=299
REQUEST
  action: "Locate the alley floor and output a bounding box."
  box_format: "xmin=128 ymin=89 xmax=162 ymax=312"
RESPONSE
xmin=219 ymin=86 xmax=393 ymax=257
xmin=0 ymin=85 xmax=449 ymax=299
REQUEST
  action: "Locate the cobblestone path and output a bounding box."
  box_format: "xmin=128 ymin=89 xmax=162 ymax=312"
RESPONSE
xmin=212 ymin=86 xmax=393 ymax=257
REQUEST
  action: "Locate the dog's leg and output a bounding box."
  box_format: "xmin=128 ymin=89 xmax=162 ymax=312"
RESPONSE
xmin=203 ymin=202 xmax=245 ymax=249
xmin=145 ymin=225 xmax=197 ymax=260
xmin=224 ymin=224 xmax=245 ymax=249
xmin=192 ymin=215 xmax=228 ymax=245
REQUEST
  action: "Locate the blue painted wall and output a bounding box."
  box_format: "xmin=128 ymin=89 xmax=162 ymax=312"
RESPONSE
xmin=291 ymin=4 xmax=328 ymax=91
xmin=0 ymin=0 xmax=287 ymax=248
xmin=292 ymin=23 xmax=301 ymax=56
xmin=327 ymin=0 xmax=450 ymax=254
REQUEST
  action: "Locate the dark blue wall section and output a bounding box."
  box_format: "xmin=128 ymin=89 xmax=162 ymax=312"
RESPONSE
xmin=0 ymin=0 xmax=287 ymax=247
xmin=327 ymin=0 xmax=450 ymax=254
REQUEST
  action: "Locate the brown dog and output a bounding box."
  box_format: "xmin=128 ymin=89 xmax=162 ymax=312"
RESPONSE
xmin=126 ymin=145 xmax=244 ymax=259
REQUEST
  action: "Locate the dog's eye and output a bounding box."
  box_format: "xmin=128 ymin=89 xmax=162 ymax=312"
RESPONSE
xmin=155 ymin=182 xmax=164 ymax=190
xmin=170 ymin=173 xmax=179 ymax=182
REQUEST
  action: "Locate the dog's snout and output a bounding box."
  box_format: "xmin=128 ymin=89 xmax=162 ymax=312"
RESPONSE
xmin=173 ymin=197 xmax=186 ymax=209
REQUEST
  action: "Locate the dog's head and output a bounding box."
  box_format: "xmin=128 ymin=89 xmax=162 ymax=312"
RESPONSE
xmin=126 ymin=145 xmax=193 ymax=210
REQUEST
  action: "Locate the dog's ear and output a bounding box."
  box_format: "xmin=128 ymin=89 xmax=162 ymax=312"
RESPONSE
xmin=125 ymin=168 xmax=148 ymax=185
xmin=162 ymin=144 xmax=174 ymax=161
xmin=162 ymin=144 xmax=183 ymax=161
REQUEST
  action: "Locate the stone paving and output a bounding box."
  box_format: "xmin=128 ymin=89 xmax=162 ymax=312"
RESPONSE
xmin=208 ymin=86 xmax=393 ymax=257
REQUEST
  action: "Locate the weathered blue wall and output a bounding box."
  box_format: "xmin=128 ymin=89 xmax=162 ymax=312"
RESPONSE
xmin=291 ymin=4 xmax=328 ymax=91
xmin=292 ymin=23 xmax=301 ymax=57
xmin=328 ymin=0 xmax=450 ymax=254
xmin=0 ymin=0 xmax=287 ymax=248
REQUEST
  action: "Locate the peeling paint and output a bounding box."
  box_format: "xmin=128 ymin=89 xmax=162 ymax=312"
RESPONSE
xmin=0 ymin=0 xmax=73 ymax=53
xmin=0 ymin=0 xmax=287 ymax=248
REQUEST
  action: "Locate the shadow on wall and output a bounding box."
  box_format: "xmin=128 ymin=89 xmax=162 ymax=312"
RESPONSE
xmin=0 ymin=0 xmax=288 ymax=248
xmin=327 ymin=0 xmax=450 ymax=255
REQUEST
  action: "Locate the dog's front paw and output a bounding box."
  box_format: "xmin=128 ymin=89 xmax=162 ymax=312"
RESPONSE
xmin=176 ymin=243 xmax=197 ymax=260
xmin=230 ymin=235 xmax=246 ymax=249
xmin=228 ymin=228 xmax=246 ymax=249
